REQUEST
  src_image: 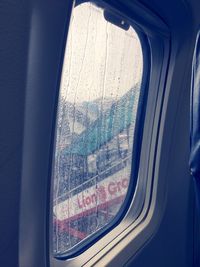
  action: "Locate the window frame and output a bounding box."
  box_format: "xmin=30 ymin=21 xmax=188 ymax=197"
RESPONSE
xmin=51 ymin=0 xmax=150 ymax=260
xmin=49 ymin=0 xmax=170 ymax=266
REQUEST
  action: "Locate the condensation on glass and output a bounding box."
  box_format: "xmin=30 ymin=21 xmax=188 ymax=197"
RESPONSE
xmin=53 ymin=2 xmax=143 ymax=256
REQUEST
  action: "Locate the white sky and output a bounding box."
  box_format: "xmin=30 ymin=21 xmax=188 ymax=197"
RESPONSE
xmin=60 ymin=3 xmax=143 ymax=103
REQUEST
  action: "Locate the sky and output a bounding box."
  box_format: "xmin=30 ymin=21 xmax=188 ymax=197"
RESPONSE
xmin=59 ymin=2 xmax=143 ymax=104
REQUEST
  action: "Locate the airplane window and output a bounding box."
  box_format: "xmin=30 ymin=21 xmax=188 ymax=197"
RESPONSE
xmin=52 ymin=1 xmax=144 ymax=257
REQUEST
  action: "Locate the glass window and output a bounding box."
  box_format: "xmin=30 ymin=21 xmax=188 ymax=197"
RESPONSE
xmin=53 ymin=1 xmax=144 ymax=256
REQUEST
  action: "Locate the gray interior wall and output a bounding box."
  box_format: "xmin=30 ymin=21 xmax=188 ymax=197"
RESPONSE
xmin=125 ymin=0 xmax=200 ymax=266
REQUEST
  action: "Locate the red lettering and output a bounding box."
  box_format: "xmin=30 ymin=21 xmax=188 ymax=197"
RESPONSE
xmin=83 ymin=197 xmax=86 ymax=207
xmin=85 ymin=196 xmax=91 ymax=205
xmin=91 ymin=193 xmax=97 ymax=203
xmin=77 ymin=198 xmax=83 ymax=209
xmin=117 ymin=181 xmax=122 ymax=191
xmin=122 ymin=178 xmax=128 ymax=188
xmin=108 ymin=182 xmax=117 ymax=194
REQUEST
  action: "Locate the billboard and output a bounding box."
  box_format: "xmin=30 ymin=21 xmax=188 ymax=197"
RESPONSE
xmin=54 ymin=167 xmax=129 ymax=223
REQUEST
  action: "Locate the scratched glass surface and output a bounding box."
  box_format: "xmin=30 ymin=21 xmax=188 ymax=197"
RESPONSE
xmin=53 ymin=2 xmax=143 ymax=255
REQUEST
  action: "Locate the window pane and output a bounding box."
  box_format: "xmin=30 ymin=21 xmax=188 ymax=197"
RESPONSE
xmin=53 ymin=2 xmax=143 ymax=256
